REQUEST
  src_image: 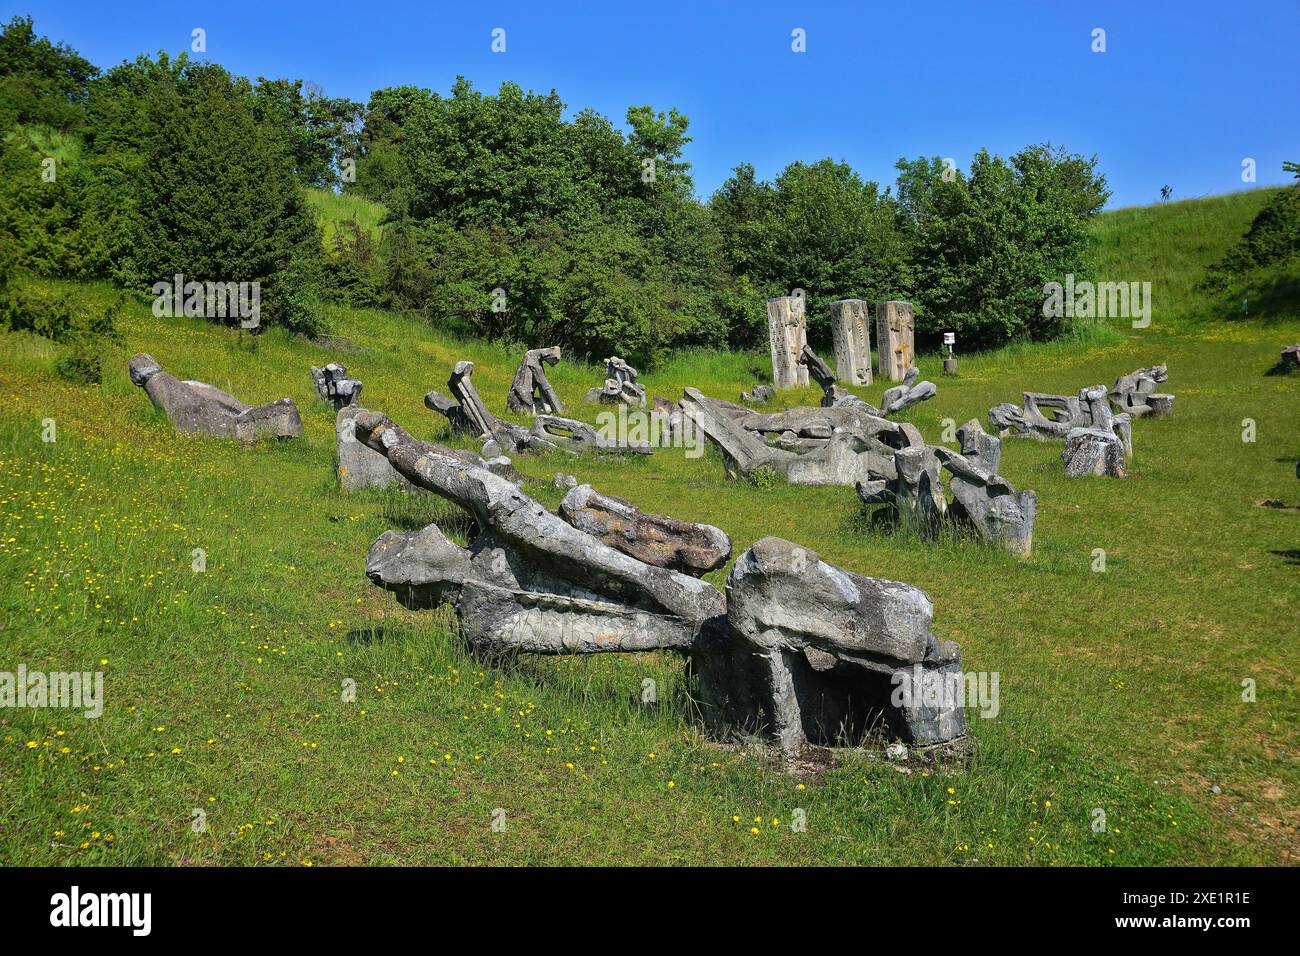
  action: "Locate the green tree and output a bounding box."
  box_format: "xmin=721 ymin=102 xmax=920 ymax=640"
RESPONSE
xmin=81 ymin=55 xmax=324 ymax=334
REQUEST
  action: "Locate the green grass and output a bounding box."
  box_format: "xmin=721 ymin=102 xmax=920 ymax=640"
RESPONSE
xmin=304 ymin=189 xmax=388 ymax=248
xmin=1 ymin=192 xmax=1297 ymax=866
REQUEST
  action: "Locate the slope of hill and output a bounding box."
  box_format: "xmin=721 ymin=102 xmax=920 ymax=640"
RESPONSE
xmin=1091 ymin=186 xmax=1298 ymax=334
xmin=0 ymin=192 xmax=1295 ymax=866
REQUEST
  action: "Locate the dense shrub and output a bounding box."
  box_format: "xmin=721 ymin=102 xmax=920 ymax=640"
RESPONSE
xmin=1202 ymin=167 xmax=1299 ymax=291
xmin=0 ymin=282 xmax=117 ymax=341
xmin=904 ymin=145 xmax=1109 ymax=348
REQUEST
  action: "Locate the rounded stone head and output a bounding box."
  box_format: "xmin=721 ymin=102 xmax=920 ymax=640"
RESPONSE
xmin=128 ymin=353 xmax=163 ymax=387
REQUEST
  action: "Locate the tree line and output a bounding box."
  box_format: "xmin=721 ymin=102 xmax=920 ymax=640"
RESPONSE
xmin=1 ymin=15 xmax=1114 ymax=364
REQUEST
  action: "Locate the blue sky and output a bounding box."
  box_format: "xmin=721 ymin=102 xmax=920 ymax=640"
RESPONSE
xmin=8 ymin=0 xmax=1297 ymax=208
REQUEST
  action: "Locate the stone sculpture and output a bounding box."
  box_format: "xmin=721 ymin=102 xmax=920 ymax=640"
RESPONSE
xmin=310 ymin=363 xmax=363 ymax=411
xmin=990 ymin=384 xmax=1132 ymax=460
xmin=507 ymin=346 xmax=565 ymax=416
xmin=1109 ymin=364 xmax=1173 ymax=417
xmin=681 ymin=387 xmax=906 ymax=487
xmin=529 ymin=414 xmax=652 ymax=456
xmin=558 ymin=484 xmax=730 ymax=576
xmin=585 ymin=357 xmax=646 ymax=407
xmin=937 ymin=421 xmax=1036 ymax=556
xmin=875 ymin=301 xmax=915 ymax=382
xmin=880 ymin=366 xmax=937 ymax=415
xmin=740 ymin=384 xmax=775 ymax=404
xmin=766 ymin=295 xmax=810 ymax=389
xmin=692 ymin=537 xmax=968 ymax=751
xmin=336 ymin=405 xmax=411 ymax=492
xmin=801 ymin=346 xmax=934 ymax=418
xmin=357 ymin=410 xmax=970 ymax=757
xmin=857 ymin=420 xmax=1036 ymax=555
xmin=425 ymin=360 xmax=538 ymax=456
xmin=830 ymin=298 xmax=872 ymax=386
xmin=129 ymin=353 xmax=303 ymax=442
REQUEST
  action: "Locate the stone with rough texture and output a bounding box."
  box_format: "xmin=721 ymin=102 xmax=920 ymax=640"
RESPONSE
xmin=856 ymin=445 xmax=947 ymax=536
xmin=426 ymin=361 xmax=539 ymax=455
xmin=585 ymin=357 xmax=646 ymax=407
xmin=507 ymin=347 xmax=566 ymax=416
xmin=1109 ymin=364 xmax=1173 ymax=418
xmin=559 ymin=484 xmax=730 ymax=576
xmin=1062 ymin=427 xmax=1127 ymax=477
xmin=880 ymin=367 xmax=937 ymax=415
xmin=830 ymin=298 xmax=873 ymax=385
xmin=529 ymin=414 xmax=651 ymax=456
xmin=692 ymin=537 xmax=967 ymax=751
xmin=130 ymin=353 xmax=303 ymax=442
xmin=336 ymin=405 xmax=411 ymax=492
xmin=934 ymin=423 xmax=1036 ymax=556
xmin=681 ymin=387 xmax=896 ymax=487
xmin=766 ymin=295 xmax=810 ymax=389
xmin=740 ymin=384 xmax=775 ymax=404
xmin=875 ymin=301 xmax=915 ymax=382
xmin=357 ymin=411 xmax=725 ymax=658
xmin=311 ymin=363 xmax=363 ymax=411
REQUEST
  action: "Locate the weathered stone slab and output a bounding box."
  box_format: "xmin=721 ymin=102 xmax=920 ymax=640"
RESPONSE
xmin=875 ymin=301 xmax=915 ymax=382
xmin=559 ymin=484 xmax=730 ymax=576
xmin=766 ymin=296 xmax=809 ymax=389
xmin=830 ymin=298 xmax=872 ymax=386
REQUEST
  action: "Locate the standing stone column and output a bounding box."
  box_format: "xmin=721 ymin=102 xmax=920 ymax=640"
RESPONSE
xmin=766 ymin=295 xmax=809 ymax=389
xmin=875 ymin=301 xmax=915 ymax=382
xmin=830 ymin=299 xmax=872 ymax=386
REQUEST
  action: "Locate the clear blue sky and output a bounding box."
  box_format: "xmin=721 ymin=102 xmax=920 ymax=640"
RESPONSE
xmin=8 ymin=0 xmax=1297 ymax=208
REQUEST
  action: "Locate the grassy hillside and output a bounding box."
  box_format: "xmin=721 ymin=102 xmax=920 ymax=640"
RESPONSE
xmin=0 ymin=192 xmax=1296 ymax=866
xmin=1091 ymin=186 xmax=1297 ymax=333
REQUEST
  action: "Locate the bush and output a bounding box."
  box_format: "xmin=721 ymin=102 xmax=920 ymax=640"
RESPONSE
xmin=906 ymin=145 xmax=1108 ymax=348
xmin=0 ymin=282 xmax=116 ymax=341
xmin=54 ymin=337 xmax=102 ymax=384
xmin=1202 ymin=179 xmax=1299 ymax=291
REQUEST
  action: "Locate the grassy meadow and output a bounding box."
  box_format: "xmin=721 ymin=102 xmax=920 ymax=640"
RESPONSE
xmin=0 ymin=188 xmax=1296 ymax=866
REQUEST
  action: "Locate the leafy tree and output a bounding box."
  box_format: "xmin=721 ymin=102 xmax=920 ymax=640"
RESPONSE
xmin=908 ymin=146 xmax=1102 ymax=346
xmin=251 ymin=78 xmax=362 ymax=188
xmin=81 ymin=55 xmax=325 ymax=334
xmin=0 ymin=15 xmax=98 ymax=130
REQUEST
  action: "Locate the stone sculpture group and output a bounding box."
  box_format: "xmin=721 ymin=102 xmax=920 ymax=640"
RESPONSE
xmin=988 ymin=365 xmax=1173 ymax=478
xmin=357 ymin=410 xmax=968 ymax=755
xmin=125 ymin=311 xmax=1180 ymax=763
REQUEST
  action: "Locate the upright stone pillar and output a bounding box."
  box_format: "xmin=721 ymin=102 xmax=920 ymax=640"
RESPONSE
xmin=829 ymin=299 xmax=872 ymax=386
xmin=766 ymin=296 xmax=809 ymax=390
xmin=875 ymin=301 xmax=915 ymax=382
